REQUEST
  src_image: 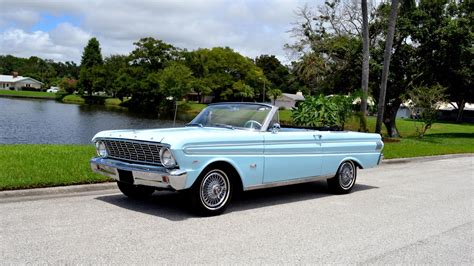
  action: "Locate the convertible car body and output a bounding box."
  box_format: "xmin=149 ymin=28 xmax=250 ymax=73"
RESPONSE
xmin=90 ymin=102 xmax=383 ymax=215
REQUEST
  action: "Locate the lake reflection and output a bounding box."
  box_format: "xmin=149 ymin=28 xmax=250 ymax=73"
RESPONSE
xmin=0 ymin=97 xmax=186 ymax=144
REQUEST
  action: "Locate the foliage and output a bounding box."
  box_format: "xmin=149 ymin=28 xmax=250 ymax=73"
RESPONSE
xmin=158 ymin=61 xmax=193 ymax=100
xmin=331 ymin=94 xmax=357 ymax=130
xmin=405 ymin=84 xmax=447 ymax=138
xmin=292 ymin=94 xmax=357 ymax=130
xmin=267 ymin=88 xmax=282 ymax=105
xmin=255 ymin=55 xmax=290 ymax=92
xmin=59 ymin=77 xmax=77 ymax=94
xmin=129 ymin=37 xmax=180 ymax=71
xmin=78 ymin=38 xmax=103 ymax=96
xmin=184 ymin=47 xmax=266 ymax=102
xmin=287 ymin=0 xmax=472 ymax=136
xmin=292 ymin=95 xmax=339 ymax=128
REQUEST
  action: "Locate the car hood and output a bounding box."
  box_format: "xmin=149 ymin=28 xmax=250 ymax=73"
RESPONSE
xmin=91 ymin=127 xmax=262 ymax=147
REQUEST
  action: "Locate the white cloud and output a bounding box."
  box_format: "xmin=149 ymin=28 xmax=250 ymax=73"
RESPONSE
xmin=0 ymin=28 xmax=83 ymax=62
xmin=0 ymin=0 xmax=322 ymax=63
xmin=49 ymin=23 xmax=91 ymax=47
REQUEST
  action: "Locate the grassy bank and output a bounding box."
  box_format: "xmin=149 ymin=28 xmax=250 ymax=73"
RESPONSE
xmin=0 ymin=145 xmax=110 ymax=190
xmin=0 ymin=90 xmax=56 ymax=99
xmin=0 ymin=90 xmax=124 ymax=107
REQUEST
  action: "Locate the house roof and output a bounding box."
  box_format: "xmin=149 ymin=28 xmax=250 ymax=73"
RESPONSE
xmin=0 ymin=74 xmax=44 ymax=85
xmin=281 ymin=93 xmax=305 ymax=101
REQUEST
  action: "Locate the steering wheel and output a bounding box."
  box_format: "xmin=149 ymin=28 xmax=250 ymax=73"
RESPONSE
xmin=244 ymin=120 xmax=262 ymax=130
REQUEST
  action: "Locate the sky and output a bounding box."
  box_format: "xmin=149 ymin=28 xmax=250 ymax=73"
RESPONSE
xmin=0 ymin=0 xmax=324 ymax=64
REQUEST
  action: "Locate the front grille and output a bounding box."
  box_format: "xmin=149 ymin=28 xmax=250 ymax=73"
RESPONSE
xmin=102 ymin=139 xmax=163 ymax=166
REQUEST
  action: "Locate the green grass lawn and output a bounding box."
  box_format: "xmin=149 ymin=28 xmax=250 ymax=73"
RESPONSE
xmin=62 ymin=94 xmax=86 ymax=104
xmin=0 ymin=145 xmax=110 ymax=190
xmin=104 ymin=98 xmax=123 ymax=106
xmin=344 ymin=117 xmax=474 ymax=159
xmin=0 ymin=90 xmax=56 ymax=99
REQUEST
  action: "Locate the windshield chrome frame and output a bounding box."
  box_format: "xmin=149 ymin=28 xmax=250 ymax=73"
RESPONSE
xmin=194 ymin=102 xmax=279 ymax=132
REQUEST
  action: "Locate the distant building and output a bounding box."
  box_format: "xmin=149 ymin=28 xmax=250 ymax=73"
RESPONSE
xmin=274 ymin=92 xmax=305 ymax=109
xmin=0 ymin=72 xmax=44 ymax=90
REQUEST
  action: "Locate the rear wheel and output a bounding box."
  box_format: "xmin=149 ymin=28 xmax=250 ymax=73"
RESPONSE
xmin=190 ymin=168 xmax=233 ymax=216
xmin=327 ymin=161 xmax=357 ymax=194
xmin=117 ymin=181 xmax=155 ymax=199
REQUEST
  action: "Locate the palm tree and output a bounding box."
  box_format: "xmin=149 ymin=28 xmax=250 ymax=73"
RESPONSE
xmin=375 ymin=0 xmax=400 ymax=134
xmin=360 ymin=0 xmax=370 ymax=132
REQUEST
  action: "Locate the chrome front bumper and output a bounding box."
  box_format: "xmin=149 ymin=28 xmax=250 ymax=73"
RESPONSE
xmin=90 ymin=157 xmax=188 ymax=190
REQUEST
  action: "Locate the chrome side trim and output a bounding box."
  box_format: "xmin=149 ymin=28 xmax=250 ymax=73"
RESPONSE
xmin=244 ymin=174 xmax=334 ymax=191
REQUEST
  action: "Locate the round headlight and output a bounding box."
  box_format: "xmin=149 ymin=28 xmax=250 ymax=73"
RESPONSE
xmin=160 ymin=147 xmax=176 ymax=168
xmin=95 ymin=141 xmax=108 ymax=157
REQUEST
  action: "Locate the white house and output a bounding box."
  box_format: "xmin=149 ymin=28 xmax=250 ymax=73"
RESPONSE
xmin=274 ymin=92 xmax=305 ymax=109
xmin=0 ymin=73 xmax=44 ymax=90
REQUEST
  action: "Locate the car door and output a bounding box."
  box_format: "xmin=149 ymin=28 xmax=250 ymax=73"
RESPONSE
xmin=263 ymin=131 xmax=323 ymax=183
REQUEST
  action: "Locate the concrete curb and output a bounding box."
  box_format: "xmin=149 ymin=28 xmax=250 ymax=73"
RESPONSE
xmin=0 ymin=153 xmax=472 ymax=200
xmin=0 ymin=182 xmax=117 ymax=200
xmin=382 ymin=153 xmax=473 ymax=165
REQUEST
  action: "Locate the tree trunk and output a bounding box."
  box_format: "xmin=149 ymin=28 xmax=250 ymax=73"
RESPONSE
xmin=360 ymin=0 xmax=370 ymax=119
xmin=375 ymin=0 xmax=399 ymax=134
xmin=383 ymin=98 xmax=402 ymax=138
xmin=456 ymin=100 xmax=465 ymax=122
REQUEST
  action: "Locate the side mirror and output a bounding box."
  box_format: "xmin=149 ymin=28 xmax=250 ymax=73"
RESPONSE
xmin=271 ymin=123 xmax=281 ymax=134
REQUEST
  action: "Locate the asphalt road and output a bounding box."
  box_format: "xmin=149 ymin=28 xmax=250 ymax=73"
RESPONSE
xmin=1 ymin=155 xmax=472 ymax=264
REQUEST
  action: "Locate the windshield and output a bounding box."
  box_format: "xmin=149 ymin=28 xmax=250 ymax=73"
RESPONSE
xmin=188 ymin=103 xmax=272 ymax=130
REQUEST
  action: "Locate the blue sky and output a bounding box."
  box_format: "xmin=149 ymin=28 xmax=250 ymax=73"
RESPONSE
xmin=0 ymin=0 xmax=322 ymax=63
xmin=31 ymin=13 xmax=82 ymax=32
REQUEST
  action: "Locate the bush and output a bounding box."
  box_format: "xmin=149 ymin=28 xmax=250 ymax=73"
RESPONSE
xmin=291 ymin=94 xmax=356 ymax=130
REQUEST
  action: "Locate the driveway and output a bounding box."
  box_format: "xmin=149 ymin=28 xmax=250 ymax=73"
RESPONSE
xmin=1 ymin=155 xmax=472 ymax=264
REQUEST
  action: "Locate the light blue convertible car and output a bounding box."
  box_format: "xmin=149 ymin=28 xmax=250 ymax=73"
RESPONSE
xmin=91 ymin=102 xmax=383 ymax=215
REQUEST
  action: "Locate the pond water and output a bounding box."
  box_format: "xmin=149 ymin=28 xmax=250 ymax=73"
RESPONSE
xmin=0 ymin=97 xmax=186 ymax=144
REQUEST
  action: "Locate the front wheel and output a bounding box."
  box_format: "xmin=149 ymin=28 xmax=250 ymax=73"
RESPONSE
xmin=190 ymin=168 xmax=232 ymax=216
xmin=327 ymin=161 xmax=357 ymax=194
xmin=117 ymin=181 xmax=155 ymax=199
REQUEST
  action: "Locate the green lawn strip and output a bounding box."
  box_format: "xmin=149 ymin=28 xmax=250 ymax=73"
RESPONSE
xmin=104 ymin=98 xmax=123 ymax=106
xmin=0 ymin=90 xmax=56 ymax=99
xmin=62 ymin=94 xmax=86 ymax=104
xmin=0 ymin=145 xmax=110 ymax=190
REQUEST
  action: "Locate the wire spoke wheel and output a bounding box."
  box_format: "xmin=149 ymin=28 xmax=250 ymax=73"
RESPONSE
xmin=339 ymin=162 xmax=355 ymax=189
xmin=327 ymin=160 xmax=357 ymax=194
xmin=199 ymin=170 xmax=230 ymax=210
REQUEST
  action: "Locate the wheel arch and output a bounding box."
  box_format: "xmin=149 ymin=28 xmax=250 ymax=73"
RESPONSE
xmin=340 ymin=157 xmax=364 ymax=169
xmin=195 ymin=160 xmax=244 ymax=193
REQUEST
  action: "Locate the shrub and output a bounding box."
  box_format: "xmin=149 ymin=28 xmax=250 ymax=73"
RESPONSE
xmin=291 ymin=94 xmax=356 ymax=130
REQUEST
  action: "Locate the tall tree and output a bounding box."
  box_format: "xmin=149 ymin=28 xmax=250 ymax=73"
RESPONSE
xmin=129 ymin=37 xmax=179 ymax=71
xmin=78 ymin=37 xmax=103 ymax=96
xmin=255 ymin=55 xmax=290 ymax=92
xmin=360 ymin=0 xmax=370 ymax=128
xmin=375 ymin=0 xmax=399 ymax=135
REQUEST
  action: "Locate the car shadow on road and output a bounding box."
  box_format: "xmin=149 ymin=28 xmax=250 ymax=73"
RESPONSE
xmin=95 ymin=182 xmax=378 ymax=221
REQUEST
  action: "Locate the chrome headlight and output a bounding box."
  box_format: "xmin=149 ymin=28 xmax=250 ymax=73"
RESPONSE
xmin=160 ymin=147 xmax=177 ymax=168
xmin=95 ymin=141 xmax=108 ymax=157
